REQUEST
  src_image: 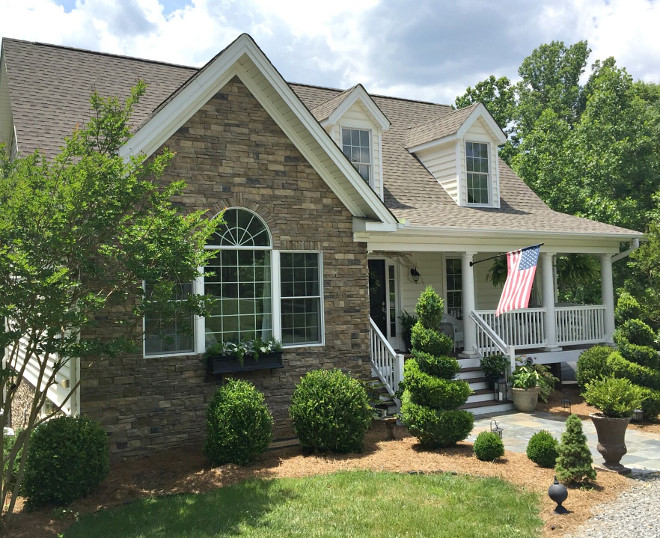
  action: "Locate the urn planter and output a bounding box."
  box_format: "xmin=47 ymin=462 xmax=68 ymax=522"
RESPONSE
xmin=511 ymin=386 xmax=540 ymax=412
xmin=207 ymin=352 xmax=283 ymax=375
xmin=589 ymin=413 xmax=631 ymax=474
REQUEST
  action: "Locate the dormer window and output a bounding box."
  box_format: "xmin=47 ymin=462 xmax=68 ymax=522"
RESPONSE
xmin=342 ymin=128 xmax=371 ymax=183
xmin=466 ymin=141 xmax=490 ymax=205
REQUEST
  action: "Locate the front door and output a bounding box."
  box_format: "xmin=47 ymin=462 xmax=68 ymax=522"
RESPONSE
xmin=368 ymin=259 xmax=400 ymax=349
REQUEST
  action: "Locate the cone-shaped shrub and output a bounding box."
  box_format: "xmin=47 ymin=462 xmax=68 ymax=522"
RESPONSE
xmin=615 ymin=292 xmax=641 ymax=326
xmin=400 ymin=286 xmax=473 ymax=448
xmin=555 ymin=414 xmax=596 ymax=485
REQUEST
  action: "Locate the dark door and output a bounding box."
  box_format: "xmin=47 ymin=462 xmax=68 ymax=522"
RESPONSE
xmin=368 ymin=259 xmax=387 ymax=335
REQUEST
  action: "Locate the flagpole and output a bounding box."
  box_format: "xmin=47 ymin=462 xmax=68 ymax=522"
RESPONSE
xmin=469 ymin=243 xmax=544 ymax=267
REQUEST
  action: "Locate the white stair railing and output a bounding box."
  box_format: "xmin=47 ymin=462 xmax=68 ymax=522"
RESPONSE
xmin=470 ymin=310 xmax=516 ymax=373
xmin=369 ymin=318 xmax=404 ymax=397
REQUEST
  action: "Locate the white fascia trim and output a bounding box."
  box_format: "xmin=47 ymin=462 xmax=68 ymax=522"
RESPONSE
xmin=456 ymin=103 xmax=507 ymax=145
xmin=322 ymin=85 xmax=390 ymax=130
xmin=352 ymin=218 xmax=400 ymax=233
xmin=397 ymin=224 xmax=643 ymax=240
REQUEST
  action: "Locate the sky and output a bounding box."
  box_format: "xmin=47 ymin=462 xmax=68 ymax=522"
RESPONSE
xmin=1 ymin=0 xmax=659 ymax=105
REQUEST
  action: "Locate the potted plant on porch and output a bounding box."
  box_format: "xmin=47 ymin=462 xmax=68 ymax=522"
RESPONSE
xmin=583 ymin=376 xmax=643 ymax=473
xmin=510 ymin=360 xmax=557 ymax=412
xmin=479 ymin=353 xmax=508 ymax=390
xmin=205 ymin=337 xmax=283 ymax=375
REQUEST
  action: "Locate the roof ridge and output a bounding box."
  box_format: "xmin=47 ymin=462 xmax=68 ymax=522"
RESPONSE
xmin=1 ymin=37 xmax=197 ymax=71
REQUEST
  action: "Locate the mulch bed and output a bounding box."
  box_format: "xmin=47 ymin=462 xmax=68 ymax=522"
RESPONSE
xmin=3 ymin=387 xmax=658 ymax=537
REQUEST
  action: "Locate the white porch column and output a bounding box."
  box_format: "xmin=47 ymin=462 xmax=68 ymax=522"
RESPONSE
xmin=542 ymin=252 xmax=560 ymax=351
xmin=460 ymin=250 xmax=478 ymax=358
xmin=601 ymin=253 xmax=615 ymax=344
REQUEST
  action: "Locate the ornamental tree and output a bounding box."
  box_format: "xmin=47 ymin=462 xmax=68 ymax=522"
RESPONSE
xmin=0 ymin=82 xmax=217 ymax=518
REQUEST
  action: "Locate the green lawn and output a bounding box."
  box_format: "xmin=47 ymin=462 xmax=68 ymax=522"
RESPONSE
xmin=63 ymin=470 xmax=542 ymax=537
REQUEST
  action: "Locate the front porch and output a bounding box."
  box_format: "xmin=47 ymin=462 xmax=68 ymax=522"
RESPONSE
xmin=367 ymin=247 xmax=620 ymax=415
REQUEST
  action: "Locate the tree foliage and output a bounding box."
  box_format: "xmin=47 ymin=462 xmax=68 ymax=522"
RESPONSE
xmin=0 ymin=82 xmax=218 ymax=518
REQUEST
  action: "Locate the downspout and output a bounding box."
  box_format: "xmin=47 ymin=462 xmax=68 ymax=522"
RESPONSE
xmin=611 ymin=238 xmax=640 ymax=263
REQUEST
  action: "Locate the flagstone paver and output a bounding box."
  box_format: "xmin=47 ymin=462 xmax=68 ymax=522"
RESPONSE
xmin=469 ymin=411 xmax=660 ymax=475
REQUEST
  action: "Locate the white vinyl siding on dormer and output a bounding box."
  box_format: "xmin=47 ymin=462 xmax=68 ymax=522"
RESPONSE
xmin=325 ymin=101 xmax=383 ymax=199
xmin=415 ymin=143 xmax=460 ymax=203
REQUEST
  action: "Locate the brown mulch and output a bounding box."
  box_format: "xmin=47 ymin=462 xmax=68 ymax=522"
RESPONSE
xmin=3 ymin=387 xmax=659 ymax=537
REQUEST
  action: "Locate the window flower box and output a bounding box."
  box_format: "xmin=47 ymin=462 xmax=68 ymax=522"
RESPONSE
xmin=205 ymin=338 xmax=283 ymax=375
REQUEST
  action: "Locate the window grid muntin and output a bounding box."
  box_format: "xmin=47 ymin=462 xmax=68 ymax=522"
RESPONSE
xmin=446 ymin=258 xmax=463 ymax=319
xmin=466 ymin=141 xmax=489 ymax=205
xmin=207 ymin=207 xmax=272 ymax=248
xmin=144 ymin=282 xmax=195 ymax=356
xmin=342 ymin=128 xmax=371 ymax=183
xmin=388 ymin=264 xmax=397 ymax=337
xmin=280 ymin=252 xmax=322 ymax=345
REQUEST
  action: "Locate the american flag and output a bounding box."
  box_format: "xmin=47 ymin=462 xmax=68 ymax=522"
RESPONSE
xmin=495 ymin=245 xmax=540 ymax=317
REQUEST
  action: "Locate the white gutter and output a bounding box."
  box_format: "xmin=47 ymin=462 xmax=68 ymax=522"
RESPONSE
xmin=611 ymin=238 xmax=640 ymax=263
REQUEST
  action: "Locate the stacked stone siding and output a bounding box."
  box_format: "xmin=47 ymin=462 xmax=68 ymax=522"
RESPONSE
xmin=80 ymin=77 xmax=371 ymax=460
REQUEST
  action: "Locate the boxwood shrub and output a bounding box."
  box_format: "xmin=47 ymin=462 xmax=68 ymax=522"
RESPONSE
xmin=473 ymin=431 xmax=504 ymax=461
xmin=289 ymin=369 xmax=372 ymax=453
xmin=614 ymin=319 xmax=657 ymax=349
xmin=400 ymin=392 xmax=474 ymax=448
xmin=615 ymin=292 xmax=641 ymax=325
xmin=616 ymin=340 xmax=659 ymax=369
xmin=640 ymin=387 xmax=660 ymax=420
xmin=412 ymin=350 xmax=460 ymax=379
xmin=607 ymin=352 xmax=660 ymax=390
xmin=404 ymin=359 xmax=471 ymax=410
xmin=205 ymin=379 xmax=273 ymax=466
xmin=526 ymin=430 xmax=559 ymax=468
xmin=410 ymin=323 xmax=453 ymax=357
xmin=576 ymin=345 xmax=613 ymax=388
xmin=23 ymin=416 xmax=109 ymax=508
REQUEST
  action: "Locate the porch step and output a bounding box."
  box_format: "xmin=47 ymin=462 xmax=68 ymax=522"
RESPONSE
xmin=461 ymin=399 xmax=515 ymax=416
xmin=459 ymin=364 xmax=515 ymax=416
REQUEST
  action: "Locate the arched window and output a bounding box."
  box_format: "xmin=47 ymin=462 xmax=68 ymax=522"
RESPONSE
xmin=204 ymin=208 xmax=273 ymax=345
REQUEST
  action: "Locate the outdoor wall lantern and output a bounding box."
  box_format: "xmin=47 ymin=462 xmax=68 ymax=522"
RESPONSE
xmin=494 ymin=378 xmax=507 ymax=401
xmin=548 ymin=476 xmax=568 ymax=514
xmin=561 ymin=394 xmax=572 ymax=413
xmin=490 ymin=419 xmax=503 ymax=439
xmin=410 ymin=267 xmax=420 ymax=283
xmin=633 ymin=408 xmax=644 ymax=422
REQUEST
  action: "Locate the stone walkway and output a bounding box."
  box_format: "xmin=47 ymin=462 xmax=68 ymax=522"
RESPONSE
xmin=469 ymin=411 xmax=660 ymax=475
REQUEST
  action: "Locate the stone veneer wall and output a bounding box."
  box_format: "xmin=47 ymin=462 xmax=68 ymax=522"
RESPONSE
xmin=80 ymin=77 xmax=372 ymax=460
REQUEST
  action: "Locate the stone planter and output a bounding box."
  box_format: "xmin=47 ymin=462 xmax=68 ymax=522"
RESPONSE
xmin=589 ymin=413 xmax=631 ymax=474
xmin=511 ymin=386 xmax=540 ymax=412
xmin=207 ymin=352 xmax=283 ymax=375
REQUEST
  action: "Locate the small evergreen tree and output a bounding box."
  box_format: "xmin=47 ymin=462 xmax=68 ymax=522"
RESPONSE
xmin=555 ymin=414 xmax=597 ymax=485
xmin=400 ymin=286 xmax=473 ymax=448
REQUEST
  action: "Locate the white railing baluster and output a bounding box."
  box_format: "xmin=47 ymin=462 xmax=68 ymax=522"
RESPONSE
xmin=369 ymin=318 xmax=403 ymax=397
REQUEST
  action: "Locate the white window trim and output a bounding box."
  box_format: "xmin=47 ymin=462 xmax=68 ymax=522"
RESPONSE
xmin=340 ymin=126 xmax=373 ymax=187
xmin=465 ymin=140 xmax=492 ymax=207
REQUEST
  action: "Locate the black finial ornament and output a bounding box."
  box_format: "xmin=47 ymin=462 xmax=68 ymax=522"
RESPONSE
xmin=548 ymin=476 xmax=568 ymax=514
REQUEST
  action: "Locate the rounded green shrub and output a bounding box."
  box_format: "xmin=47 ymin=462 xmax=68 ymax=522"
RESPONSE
xmin=640 ymin=387 xmax=660 ymax=420
xmin=410 ymin=323 xmax=453 ymax=357
xmin=413 ymin=350 xmax=460 ymax=379
xmin=473 ymin=431 xmax=504 ymax=461
xmin=615 ymin=292 xmax=641 ymax=325
xmin=23 ymin=416 xmax=109 ymax=508
xmin=607 ymin=352 xmax=660 ymax=390
xmin=289 ymin=369 xmax=371 ymax=453
xmin=205 ymin=379 xmax=273 ymax=466
xmin=526 ymin=430 xmax=559 ymax=468
xmin=615 ymin=319 xmax=657 ymax=349
xmin=400 ymin=394 xmax=474 ymax=448
xmin=616 ymin=340 xmax=659 ymax=369
xmin=404 ymin=360 xmax=471 ymax=410
xmin=576 ymin=345 xmax=613 ymax=388
xmin=583 ymin=377 xmax=643 ymax=418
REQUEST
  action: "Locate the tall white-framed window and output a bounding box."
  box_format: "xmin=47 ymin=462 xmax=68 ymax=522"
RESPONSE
xmin=204 ymin=207 xmax=273 ymax=345
xmin=280 ymin=251 xmax=323 ymax=345
xmin=466 ymin=141 xmax=490 ymax=205
xmin=143 ymin=281 xmax=195 ymax=357
xmin=341 ymin=128 xmax=371 ymax=184
xmin=445 ymin=258 xmax=463 ymax=320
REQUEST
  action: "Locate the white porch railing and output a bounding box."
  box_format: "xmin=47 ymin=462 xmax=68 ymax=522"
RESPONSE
xmin=474 ymin=305 xmax=607 ymax=354
xmin=555 ymin=305 xmax=606 ymax=346
xmin=369 ymin=318 xmax=404 ymax=397
xmin=475 ymin=308 xmax=546 ymax=350
xmin=471 ymin=311 xmax=516 ymax=372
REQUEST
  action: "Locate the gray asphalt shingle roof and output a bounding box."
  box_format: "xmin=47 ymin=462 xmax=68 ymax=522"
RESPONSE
xmin=0 ymin=38 xmax=640 ymax=238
